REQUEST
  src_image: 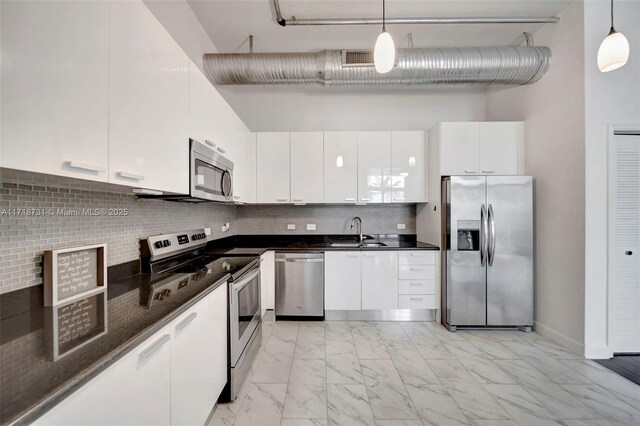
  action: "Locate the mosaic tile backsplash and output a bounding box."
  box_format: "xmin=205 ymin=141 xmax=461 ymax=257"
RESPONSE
xmin=0 ymin=171 xmax=236 ymax=294
xmin=236 ymin=204 xmax=416 ymax=235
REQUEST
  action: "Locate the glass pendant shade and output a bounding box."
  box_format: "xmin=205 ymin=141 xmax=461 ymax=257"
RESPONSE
xmin=598 ymin=29 xmax=630 ymax=72
xmin=374 ymin=31 xmax=395 ymax=73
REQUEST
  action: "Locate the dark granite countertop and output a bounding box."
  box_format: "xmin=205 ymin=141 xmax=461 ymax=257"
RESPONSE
xmin=204 ymin=234 xmax=439 ymax=255
xmin=0 ymin=257 xmax=236 ymax=425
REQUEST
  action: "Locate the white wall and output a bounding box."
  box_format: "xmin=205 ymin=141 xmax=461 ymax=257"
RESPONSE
xmin=583 ymin=0 xmax=640 ymax=359
xmin=215 ymin=85 xmax=486 ymax=132
xmin=485 ymin=1 xmax=586 ymax=354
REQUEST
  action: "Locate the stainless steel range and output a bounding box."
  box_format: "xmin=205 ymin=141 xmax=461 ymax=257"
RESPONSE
xmin=140 ymin=229 xmax=262 ymax=402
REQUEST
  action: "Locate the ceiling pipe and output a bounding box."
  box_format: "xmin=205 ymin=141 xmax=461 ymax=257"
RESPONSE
xmin=203 ymin=46 xmax=552 ymax=86
xmin=272 ymin=0 xmax=560 ymax=27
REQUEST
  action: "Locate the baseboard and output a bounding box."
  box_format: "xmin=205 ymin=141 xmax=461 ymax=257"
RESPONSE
xmin=534 ymin=321 xmax=585 ymax=356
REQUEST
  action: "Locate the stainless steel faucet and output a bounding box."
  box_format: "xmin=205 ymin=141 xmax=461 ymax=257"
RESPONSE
xmin=350 ymin=216 xmax=363 ymax=244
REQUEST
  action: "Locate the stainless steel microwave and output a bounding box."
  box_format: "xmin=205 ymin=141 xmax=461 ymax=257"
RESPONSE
xmin=138 ymin=139 xmax=233 ymax=203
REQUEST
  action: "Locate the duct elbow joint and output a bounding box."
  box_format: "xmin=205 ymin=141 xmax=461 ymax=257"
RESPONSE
xmin=277 ymin=17 xmax=287 ymax=27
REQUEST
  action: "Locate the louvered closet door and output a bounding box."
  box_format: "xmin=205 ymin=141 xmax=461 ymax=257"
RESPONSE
xmin=609 ymin=132 xmax=640 ymax=353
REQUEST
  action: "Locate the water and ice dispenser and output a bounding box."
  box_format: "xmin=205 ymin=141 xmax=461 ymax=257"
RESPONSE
xmin=456 ymin=220 xmax=480 ymax=251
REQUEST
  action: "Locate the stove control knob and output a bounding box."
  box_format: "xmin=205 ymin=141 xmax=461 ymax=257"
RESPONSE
xmin=157 ymin=292 xmax=165 ymax=301
xmin=154 ymin=241 xmax=163 ymax=249
xmin=192 ymin=234 xmax=198 ymax=240
xmin=163 ymin=289 xmax=172 ymax=298
xmin=163 ymin=240 xmax=171 ymax=247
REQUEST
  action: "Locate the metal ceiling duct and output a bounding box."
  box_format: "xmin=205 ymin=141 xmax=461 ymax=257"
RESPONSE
xmin=203 ymin=47 xmax=552 ymax=86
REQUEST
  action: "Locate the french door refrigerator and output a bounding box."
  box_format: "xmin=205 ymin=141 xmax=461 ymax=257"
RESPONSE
xmin=442 ymin=176 xmax=533 ymax=331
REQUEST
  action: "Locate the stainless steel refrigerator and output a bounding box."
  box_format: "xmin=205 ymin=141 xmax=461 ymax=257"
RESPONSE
xmin=441 ymin=176 xmax=533 ymax=331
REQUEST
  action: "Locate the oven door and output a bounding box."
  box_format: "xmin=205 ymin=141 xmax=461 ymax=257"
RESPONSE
xmin=230 ymin=266 xmax=261 ymax=366
xmin=190 ymin=141 xmax=233 ymax=202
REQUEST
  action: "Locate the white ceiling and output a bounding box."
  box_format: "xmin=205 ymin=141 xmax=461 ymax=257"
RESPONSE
xmin=184 ymin=0 xmax=572 ymax=131
xmin=188 ymin=0 xmax=572 ymax=53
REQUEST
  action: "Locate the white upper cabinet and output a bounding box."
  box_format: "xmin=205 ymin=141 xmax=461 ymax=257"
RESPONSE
xmin=290 ymin=132 xmax=324 ymax=203
xmin=188 ymin=61 xmax=217 ymax=143
xmin=108 ymin=1 xmax=190 ymax=193
xmin=434 ymin=122 xmax=524 ymax=177
xmin=324 ymin=132 xmax=358 ymax=203
xmin=478 ymin=122 xmax=523 ymax=175
xmin=358 ymin=132 xmax=392 ymax=203
xmin=361 ymin=251 xmax=398 ymax=310
xmin=325 ymin=252 xmax=362 ymax=310
xmin=0 ymin=1 xmax=110 ymax=181
xmin=391 ymin=131 xmax=426 ymax=203
xmin=438 ymin=122 xmax=480 ymax=175
xmin=257 ymin=132 xmax=290 ymax=203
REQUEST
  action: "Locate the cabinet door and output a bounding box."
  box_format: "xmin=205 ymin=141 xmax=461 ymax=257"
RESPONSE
xmin=325 ymin=252 xmax=362 ymax=310
xmin=171 ymin=285 xmax=227 ymax=425
xmin=361 ymin=252 xmax=398 ymax=310
xmin=291 ymin=132 xmax=324 ymax=203
xmin=256 ymin=133 xmax=290 ymax=203
xmin=1 ymin=1 xmax=109 ymax=181
xmin=439 ymin=122 xmax=480 ymax=176
xmin=188 ymin=61 xmax=215 ymax=143
xmin=478 ymin=122 xmax=521 ymax=175
xmin=358 ymin=132 xmax=392 ymax=203
xmin=261 ymin=250 xmax=276 ymax=313
xmin=109 ymin=1 xmax=190 ymax=193
xmin=391 ymin=131 xmax=426 ymax=202
xmin=324 ymin=132 xmax=358 ymax=203
xmin=34 ymin=327 xmax=172 ymax=426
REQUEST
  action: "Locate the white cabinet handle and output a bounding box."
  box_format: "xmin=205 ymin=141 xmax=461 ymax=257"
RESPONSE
xmin=464 ymin=170 xmax=478 ymax=174
xmin=482 ymin=170 xmax=495 ymax=174
xmin=216 ymin=147 xmax=226 ymax=154
xmin=344 ymin=198 xmax=356 ymax=202
xmin=233 ymin=195 xmax=241 ymax=200
xmin=362 ymin=253 xmax=377 ymax=257
xmin=346 ymin=254 xmax=360 ymax=258
xmin=410 ymin=253 xmax=424 ymax=257
xmin=116 ymin=171 xmax=145 ymax=181
xmin=360 ymin=197 xmax=372 ymax=201
xmin=139 ymin=334 xmax=170 ymax=360
xmin=410 ymin=267 xmax=424 ymax=271
xmin=63 ymin=160 xmax=106 ymax=173
xmin=176 ymin=312 xmax=198 ymax=331
xmin=410 ymin=282 xmax=424 ymax=286
xmin=292 ymin=198 xmax=304 ymax=202
xmin=276 ymin=198 xmax=288 ymax=202
xmin=205 ymin=140 xmax=216 ymax=148
xmin=394 ymin=197 xmax=405 ymax=201
xmin=410 ymin=297 xmax=424 ymax=301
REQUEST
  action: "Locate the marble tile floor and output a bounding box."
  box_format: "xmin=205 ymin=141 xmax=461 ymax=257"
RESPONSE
xmin=209 ymin=313 xmax=640 ymax=426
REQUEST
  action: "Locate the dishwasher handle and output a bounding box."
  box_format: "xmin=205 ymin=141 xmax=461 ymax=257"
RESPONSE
xmin=275 ymin=258 xmax=324 ymax=263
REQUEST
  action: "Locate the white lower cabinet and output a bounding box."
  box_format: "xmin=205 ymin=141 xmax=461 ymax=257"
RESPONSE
xmin=361 ymin=252 xmax=398 ymax=310
xmin=261 ymin=250 xmax=275 ymax=313
xmin=34 ymin=326 xmax=172 ymax=426
xmin=325 ymin=252 xmax=362 ymax=310
xmin=34 ymin=284 xmax=228 ymax=426
xmin=171 ymin=286 xmax=227 ymax=426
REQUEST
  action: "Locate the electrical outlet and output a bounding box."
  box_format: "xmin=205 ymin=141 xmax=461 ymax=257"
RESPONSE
xmin=397 ymin=224 xmax=406 ymax=230
xmin=287 ymin=224 xmax=296 ymax=230
xmin=306 ymin=224 xmax=316 ymax=231
xmin=221 ymin=223 xmax=230 ymax=232
xmin=204 ymin=227 xmax=212 ymax=236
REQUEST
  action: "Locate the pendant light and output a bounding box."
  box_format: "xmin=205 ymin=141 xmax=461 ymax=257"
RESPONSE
xmin=597 ymin=0 xmax=629 ymax=72
xmin=374 ymin=0 xmax=395 ymax=73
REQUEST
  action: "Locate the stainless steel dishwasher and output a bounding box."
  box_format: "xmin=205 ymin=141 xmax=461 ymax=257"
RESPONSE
xmin=275 ymin=252 xmax=324 ymax=319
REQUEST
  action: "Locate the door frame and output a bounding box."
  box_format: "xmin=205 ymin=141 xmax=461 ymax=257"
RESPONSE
xmin=606 ymin=123 xmax=640 ymax=356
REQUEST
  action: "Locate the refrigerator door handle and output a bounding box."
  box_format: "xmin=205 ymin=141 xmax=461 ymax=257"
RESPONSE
xmin=488 ymin=204 xmax=496 ymax=266
xmin=480 ymin=204 xmax=488 ymax=266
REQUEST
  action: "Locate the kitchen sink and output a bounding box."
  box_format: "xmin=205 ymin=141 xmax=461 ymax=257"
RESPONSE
xmin=329 ymin=242 xmax=387 ymax=248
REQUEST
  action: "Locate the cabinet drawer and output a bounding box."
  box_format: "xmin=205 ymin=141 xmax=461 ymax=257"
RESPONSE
xmin=398 ymin=280 xmax=435 ymax=295
xmin=398 ymin=251 xmax=435 ymax=266
xmin=399 ymin=265 xmax=435 ymax=280
xmin=399 ymin=295 xmax=436 ymax=309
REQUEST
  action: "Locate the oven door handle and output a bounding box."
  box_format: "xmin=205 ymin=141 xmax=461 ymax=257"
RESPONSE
xmin=233 ymin=268 xmax=260 ymax=292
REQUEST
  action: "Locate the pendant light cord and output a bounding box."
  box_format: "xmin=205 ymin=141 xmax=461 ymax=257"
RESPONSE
xmin=610 ymin=0 xmax=614 ymax=29
xmin=382 ymin=0 xmax=386 ymax=32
